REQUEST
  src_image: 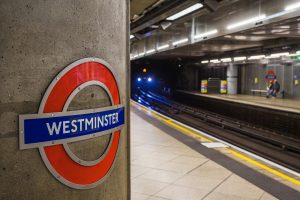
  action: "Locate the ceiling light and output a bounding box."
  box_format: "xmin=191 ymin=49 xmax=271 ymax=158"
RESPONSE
xmin=271 ymin=29 xmax=283 ymax=33
xmin=227 ymin=15 xmax=266 ymax=30
xmin=157 ymin=44 xmax=169 ymax=50
xmin=288 ymin=51 xmax=300 ymax=56
xmin=146 ymin=49 xmax=155 ymax=54
xmin=221 ymin=58 xmax=232 ymax=62
xmin=138 ymin=52 xmax=145 ymax=57
xmin=285 ymin=2 xmax=300 ymax=11
xmin=172 ymin=38 xmax=189 ymax=46
xmin=150 ymin=25 xmax=159 ymax=29
xmin=234 ymin=35 xmax=247 ymax=40
xmin=201 ymin=60 xmax=209 ymax=64
xmin=210 ymin=59 xmax=220 ymax=63
xmin=268 ymin=52 xmax=289 ymax=58
xmin=233 ymin=56 xmax=246 ymax=61
xmin=130 ymin=35 xmax=135 ymax=39
xmin=194 ymin=29 xmax=218 ymax=39
xmin=248 ymin=55 xmax=265 ymax=60
xmin=167 ymin=3 xmax=203 ymax=21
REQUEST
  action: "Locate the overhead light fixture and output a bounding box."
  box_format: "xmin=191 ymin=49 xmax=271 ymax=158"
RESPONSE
xmin=146 ymin=49 xmax=155 ymax=54
xmin=201 ymin=60 xmax=209 ymax=64
xmin=167 ymin=3 xmax=203 ymax=21
xmin=233 ymin=56 xmax=246 ymax=61
xmin=138 ymin=52 xmax=145 ymax=57
xmin=227 ymin=15 xmax=266 ymax=30
xmin=210 ymin=59 xmax=220 ymax=63
xmin=248 ymin=55 xmax=266 ymax=60
xmin=172 ymin=38 xmax=189 ymax=46
xmin=234 ymin=35 xmax=247 ymax=40
xmin=266 ymin=6 xmax=300 ymax=21
xmin=130 ymin=35 xmax=135 ymax=39
xmin=268 ymin=52 xmax=289 ymax=58
xmin=150 ymin=25 xmax=159 ymax=29
xmin=194 ymin=29 xmax=218 ymax=39
xmin=157 ymin=44 xmax=169 ymax=50
xmin=221 ymin=58 xmax=232 ymax=62
xmin=285 ymin=2 xmax=300 ymax=11
xmin=289 ymin=51 xmax=300 ymax=56
xmin=133 ymin=55 xmax=138 ymax=58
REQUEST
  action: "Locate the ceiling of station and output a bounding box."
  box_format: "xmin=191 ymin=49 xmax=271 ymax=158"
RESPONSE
xmin=130 ymin=0 xmax=159 ymax=20
xmin=148 ymin=16 xmax=300 ymax=60
xmin=130 ymin=0 xmax=300 ymax=61
xmin=130 ymin=0 xmax=201 ymax=34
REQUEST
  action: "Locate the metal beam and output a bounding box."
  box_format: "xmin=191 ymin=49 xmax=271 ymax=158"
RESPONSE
xmin=131 ymin=0 xmax=199 ymax=33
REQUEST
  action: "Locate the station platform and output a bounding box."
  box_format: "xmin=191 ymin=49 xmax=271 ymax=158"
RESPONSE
xmin=130 ymin=101 xmax=300 ymax=200
xmin=178 ymin=91 xmax=300 ymax=114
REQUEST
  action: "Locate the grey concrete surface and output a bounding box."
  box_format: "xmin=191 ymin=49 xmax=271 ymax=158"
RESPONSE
xmin=227 ymin=63 xmax=238 ymax=95
xmin=0 ymin=0 xmax=129 ymax=199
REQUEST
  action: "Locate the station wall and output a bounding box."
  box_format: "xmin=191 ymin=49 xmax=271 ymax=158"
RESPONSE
xmin=241 ymin=62 xmax=300 ymax=99
xmin=193 ymin=61 xmax=300 ymax=99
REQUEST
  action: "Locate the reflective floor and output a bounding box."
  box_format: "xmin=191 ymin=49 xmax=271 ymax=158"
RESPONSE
xmin=130 ymin=104 xmax=300 ymax=200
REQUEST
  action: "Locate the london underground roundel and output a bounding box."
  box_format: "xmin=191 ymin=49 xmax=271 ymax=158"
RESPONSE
xmin=19 ymin=58 xmax=125 ymax=189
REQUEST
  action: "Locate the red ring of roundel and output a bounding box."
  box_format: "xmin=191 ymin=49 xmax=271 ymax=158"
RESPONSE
xmin=42 ymin=61 xmax=120 ymax=185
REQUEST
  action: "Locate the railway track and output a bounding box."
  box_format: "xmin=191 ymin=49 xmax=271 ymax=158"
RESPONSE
xmin=134 ymin=90 xmax=300 ymax=173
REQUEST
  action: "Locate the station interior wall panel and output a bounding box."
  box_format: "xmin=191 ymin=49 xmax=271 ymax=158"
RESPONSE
xmin=240 ymin=62 xmax=300 ymax=99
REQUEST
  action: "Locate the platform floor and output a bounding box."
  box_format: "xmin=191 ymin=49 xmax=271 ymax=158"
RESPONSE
xmin=180 ymin=91 xmax=300 ymax=113
xmin=130 ymin=103 xmax=300 ymax=200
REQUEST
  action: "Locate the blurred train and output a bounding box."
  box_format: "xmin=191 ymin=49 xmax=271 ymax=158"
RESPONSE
xmin=132 ymin=73 xmax=173 ymax=99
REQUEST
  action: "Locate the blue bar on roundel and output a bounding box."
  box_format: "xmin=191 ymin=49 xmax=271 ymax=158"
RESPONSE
xmin=20 ymin=106 xmax=125 ymax=149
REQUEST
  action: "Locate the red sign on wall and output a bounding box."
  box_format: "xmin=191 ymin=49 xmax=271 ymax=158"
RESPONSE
xmin=265 ymin=70 xmax=276 ymax=80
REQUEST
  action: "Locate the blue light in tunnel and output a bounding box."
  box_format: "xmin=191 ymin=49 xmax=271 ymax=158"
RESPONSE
xmin=147 ymin=77 xmax=152 ymax=82
xmin=137 ymin=77 xmax=141 ymax=82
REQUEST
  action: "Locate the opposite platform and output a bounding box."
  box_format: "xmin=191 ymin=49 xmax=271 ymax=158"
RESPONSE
xmin=130 ymin=102 xmax=300 ymax=200
xmin=178 ymin=90 xmax=300 ymax=114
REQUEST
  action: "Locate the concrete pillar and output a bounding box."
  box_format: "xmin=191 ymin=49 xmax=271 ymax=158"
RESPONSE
xmin=0 ymin=0 xmax=129 ymax=199
xmin=227 ymin=64 xmax=238 ymax=94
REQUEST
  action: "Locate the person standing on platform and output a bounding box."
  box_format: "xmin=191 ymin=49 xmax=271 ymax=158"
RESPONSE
xmin=266 ymin=80 xmax=274 ymax=98
xmin=272 ymin=79 xmax=280 ymax=97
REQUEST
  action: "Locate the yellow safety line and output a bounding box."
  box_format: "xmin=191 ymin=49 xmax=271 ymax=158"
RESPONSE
xmin=164 ymin=119 xmax=212 ymax=142
xmin=131 ymin=101 xmax=211 ymax=141
xmin=131 ymin=101 xmax=300 ymax=186
xmin=226 ymin=148 xmax=300 ymax=186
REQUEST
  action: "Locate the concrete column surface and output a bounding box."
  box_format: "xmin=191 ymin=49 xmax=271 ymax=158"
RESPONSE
xmin=0 ymin=0 xmax=129 ymax=199
xmin=227 ymin=64 xmax=238 ymax=94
